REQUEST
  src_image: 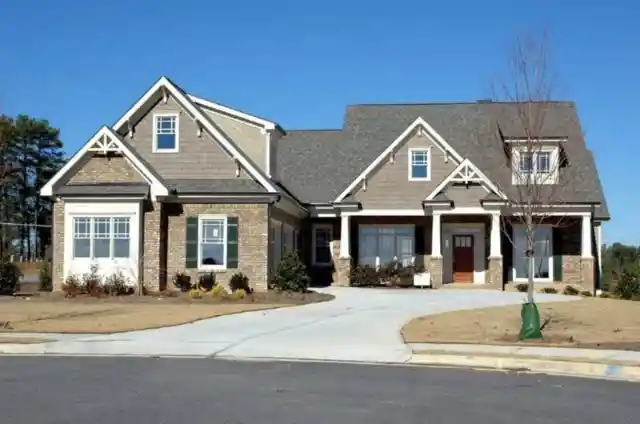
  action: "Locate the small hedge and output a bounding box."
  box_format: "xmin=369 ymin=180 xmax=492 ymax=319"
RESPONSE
xmin=270 ymin=252 xmax=310 ymax=293
xmin=349 ymin=260 xmax=425 ymax=288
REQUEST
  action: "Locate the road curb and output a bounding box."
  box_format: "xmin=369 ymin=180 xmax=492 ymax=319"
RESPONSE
xmin=408 ymin=353 xmax=640 ymax=382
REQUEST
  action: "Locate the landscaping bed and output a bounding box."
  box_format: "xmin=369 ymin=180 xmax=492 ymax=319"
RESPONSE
xmin=402 ymin=297 xmax=640 ymax=351
xmin=0 ymin=290 xmax=333 ymax=334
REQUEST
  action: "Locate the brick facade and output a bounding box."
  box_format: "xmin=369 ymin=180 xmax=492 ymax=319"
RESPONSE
xmin=66 ymin=156 xmax=145 ymax=184
xmin=165 ymin=203 xmax=269 ymax=292
xmin=142 ymin=201 xmax=163 ymax=291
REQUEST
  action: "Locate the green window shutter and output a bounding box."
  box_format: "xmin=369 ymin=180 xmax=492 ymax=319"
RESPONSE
xmin=227 ymin=217 xmax=239 ymax=269
xmin=553 ymin=227 xmax=563 ymax=282
xmin=185 ymin=217 xmax=199 ymax=269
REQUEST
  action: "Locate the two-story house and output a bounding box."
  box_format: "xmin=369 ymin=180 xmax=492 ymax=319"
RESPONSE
xmin=40 ymin=77 xmax=609 ymax=292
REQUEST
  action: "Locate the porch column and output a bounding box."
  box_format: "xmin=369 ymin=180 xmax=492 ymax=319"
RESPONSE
xmin=489 ymin=213 xmax=502 ymax=257
xmin=339 ymin=215 xmax=351 ymax=259
xmin=431 ymin=212 xmax=442 ymax=257
xmin=581 ymin=214 xmax=593 ymax=258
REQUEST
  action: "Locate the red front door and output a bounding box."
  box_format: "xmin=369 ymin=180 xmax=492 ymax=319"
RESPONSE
xmin=453 ymin=235 xmax=474 ymax=283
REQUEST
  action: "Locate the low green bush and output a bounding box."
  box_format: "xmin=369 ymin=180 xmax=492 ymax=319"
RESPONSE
xmin=173 ymin=272 xmax=192 ymax=292
xmin=271 ymin=252 xmax=310 ymax=293
xmin=563 ymin=285 xmax=580 ymax=296
xmin=515 ymin=283 xmax=529 ymax=293
xmin=580 ymin=290 xmax=593 ymax=297
xmin=229 ymin=272 xmax=252 ymax=293
xmin=540 ymin=286 xmax=558 ymax=294
xmin=39 ymin=261 xmax=52 ymax=292
xmin=197 ymin=272 xmax=216 ymax=292
xmin=349 ymin=264 xmax=381 ymax=287
xmin=103 ymin=271 xmax=132 ymax=296
xmin=0 ymin=261 xmax=22 ymax=295
xmin=612 ymin=271 xmax=640 ymax=300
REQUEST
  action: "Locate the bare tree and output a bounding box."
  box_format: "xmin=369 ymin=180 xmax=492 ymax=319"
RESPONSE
xmin=492 ymin=31 xmax=575 ymax=316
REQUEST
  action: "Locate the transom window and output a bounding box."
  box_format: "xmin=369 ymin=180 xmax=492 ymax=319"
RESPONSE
xmin=154 ymin=113 xmax=179 ymax=152
xmin=359 ymin=225 xmax=415 ymax=267
xmin=72 ymin=216 xmax=131 ymax=259
xmin=409 ymin=148 xmax=431 ymax=181
xmin=199 ymin=216 xmax=226 ymax=268
xmin=312 ymin=224 xmax=333 ymax=266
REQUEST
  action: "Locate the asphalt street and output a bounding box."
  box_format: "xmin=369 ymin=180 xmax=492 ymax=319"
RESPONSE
xmin=0 ymin=357 xmax=637 ymax=424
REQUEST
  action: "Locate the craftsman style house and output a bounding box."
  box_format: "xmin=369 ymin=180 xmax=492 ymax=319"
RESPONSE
xmin=40 ymin=77 xmax=608 ymax=292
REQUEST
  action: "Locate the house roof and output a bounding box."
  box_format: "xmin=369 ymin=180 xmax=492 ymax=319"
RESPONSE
xmin=165 ymin=179 xmax=267 ymax=194
xmin=277 ymin=101 xmax=609 ymax=219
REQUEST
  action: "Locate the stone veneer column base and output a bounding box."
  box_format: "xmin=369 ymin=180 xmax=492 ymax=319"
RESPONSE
xmin=429 ymin=257 xmax=443 ymax=288
xmin=333 ymin=258 xmax=352 ymax=286
xmin=580 ymin=257 xmax=595 ymax=291
xmin=487 ymin=257 xmax=504 ymax=290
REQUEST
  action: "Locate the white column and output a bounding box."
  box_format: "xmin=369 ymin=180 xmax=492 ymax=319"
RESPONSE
xmin=596 ymin=224 xmax=603 ymax=274
xmin=432 ymin=213 xmax=442 ymax=257
xmin=581 ymin=214 xmax=593 ymax=258
xmin=339 ymin=215 xmax=350 ymax=259
xmin=489 ymin=213 xmax=502 ymax=258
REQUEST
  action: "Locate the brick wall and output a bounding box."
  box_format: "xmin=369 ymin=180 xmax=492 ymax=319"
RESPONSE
xmin=165 ymin=203 xmax=269 ymax=291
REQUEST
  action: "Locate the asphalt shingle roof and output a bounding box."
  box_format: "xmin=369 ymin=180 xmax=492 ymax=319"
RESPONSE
xmin=277 ymin=101 xmax=609 ymax=219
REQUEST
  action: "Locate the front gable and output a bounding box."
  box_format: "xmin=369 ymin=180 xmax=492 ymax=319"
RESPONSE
xmin=40 ymin=127 xmax=168 ymax=199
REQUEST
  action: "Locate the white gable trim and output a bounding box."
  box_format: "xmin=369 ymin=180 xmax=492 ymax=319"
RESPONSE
xmin=188 ymin=94 xmax=276 ymax=130
xmin=334 ymin=117 xmax=465 ymax=202
xmin=113 ymin=77 xmax=278 ymax=194
xmin=425 ymin=158 xmax=507 ymax=201
xmin=40 ymin=126 xmax=169 ymax=199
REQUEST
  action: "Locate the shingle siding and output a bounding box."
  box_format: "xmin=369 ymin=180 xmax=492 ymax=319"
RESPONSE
xmin=353 ymin=133 xmax=456 ymax=208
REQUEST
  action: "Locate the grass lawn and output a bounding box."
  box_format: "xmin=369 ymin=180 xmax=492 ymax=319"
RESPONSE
xmin=0 ymin=291 xmax=333 ymax=334
xmin=402 ymin=298 xmax=640 ymax=351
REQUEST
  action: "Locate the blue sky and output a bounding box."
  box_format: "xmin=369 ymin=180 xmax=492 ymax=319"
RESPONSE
xmin=0 ymin=1 xmax=637 ymax=244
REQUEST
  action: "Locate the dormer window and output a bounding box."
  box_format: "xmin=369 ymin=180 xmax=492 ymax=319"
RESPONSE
xmin=513 ymin=147 xmax=558 ymax=185
xmin=153 ymin=113 xmax=179 ymax=152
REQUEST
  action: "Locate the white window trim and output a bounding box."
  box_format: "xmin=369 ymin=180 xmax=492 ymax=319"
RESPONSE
xmin=71 ymin=215 xmax=132 ymax=260
xmin=512 ymin=146 xmax=559 ymax=185
xmin=152 ymin=112 xmax=180 ymax=153
xmin=408 ymin=147 xmax=431 ymax=181
xmin=312 ymin=223 xmax=333 ymax=267
xmin=511 ymin=224 xmax=554 ymax=283
xmin=198 ymin=214 xmax=227 ymax=271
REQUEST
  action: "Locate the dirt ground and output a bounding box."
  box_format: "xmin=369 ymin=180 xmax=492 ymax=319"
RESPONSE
xmin=0 ymin=291 xmax=332 ymax=334
xmin=402 ymin=298 xmax=640 ymax=351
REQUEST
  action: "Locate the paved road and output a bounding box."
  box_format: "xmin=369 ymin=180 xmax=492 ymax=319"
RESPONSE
xmin=1 ymin=357 xmax=636 ymax=424
xmin=17 ymin=288 xmax=576 ymax=362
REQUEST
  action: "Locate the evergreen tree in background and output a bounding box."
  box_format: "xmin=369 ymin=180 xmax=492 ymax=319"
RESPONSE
xmin=0 ymin=114 xmax=64 ymax=260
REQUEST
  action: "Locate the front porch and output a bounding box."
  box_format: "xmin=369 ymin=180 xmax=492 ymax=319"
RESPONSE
xmin=311 ymin=209 xmax=599 ymax=290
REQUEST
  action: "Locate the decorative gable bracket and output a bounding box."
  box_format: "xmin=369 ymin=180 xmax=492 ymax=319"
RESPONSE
xmin=450 ymin=161 xmax=482 ymax=185
xmin=88 ymin=134 xmax=122 ymax=155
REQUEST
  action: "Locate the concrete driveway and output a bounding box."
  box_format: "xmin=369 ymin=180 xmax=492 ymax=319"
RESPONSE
xmin=8 ymin=288 xmax=575 ymax=362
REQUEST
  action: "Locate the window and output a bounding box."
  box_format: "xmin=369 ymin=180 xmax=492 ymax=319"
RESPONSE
xmin=409 ymin=148 xmax=430 ymax=180
xmin=358 ymin=225 xmax=415 ymax=267
xmin=312 ymin=224 xmax=333 ymax=266
xmin=537 ymin=152 xmax=550 ymax=173
xmin=153 ymin=113 xmax=178 ymax=152
xmin=72 ymin=216 xmax=131 ymax=259
xmin=519 ymin=153 xmax=533 ymax=174
xmin=512 ymin=225 xmax=553 ymax=281
xmin=199 ymin=216 xmax=226 ymax=268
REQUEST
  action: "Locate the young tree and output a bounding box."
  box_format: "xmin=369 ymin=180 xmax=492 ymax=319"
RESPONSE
xmin=492 ymin=31 xmax=574 ymax=339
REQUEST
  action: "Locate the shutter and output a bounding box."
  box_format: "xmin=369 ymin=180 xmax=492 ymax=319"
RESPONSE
xmin=415 ymin=225 xmax=425 ymax=255
xmin=553 ymin=227 xmax=563 ymax=282
xmin=185 ymin=217 xmax=199 ymax=269
xmin=227 ymin=217 xmax=239 ymax=268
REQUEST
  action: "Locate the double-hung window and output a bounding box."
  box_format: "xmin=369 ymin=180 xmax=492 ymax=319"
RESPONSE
xmin=153 ymin=113 xmax=179 ymax=152
xmin=358 ymin=225 xmax=415 ymax=267
xmin=515 ymin=149 xmax=556 ymax=183
xmin=199 ymin=216 xmax=227 ymax=268
xmin=72 ymin=216 xmax=131 ymax=259
xmin=409 ymin=148 xmax=430 ymax=181
xmin=312 ymin=224 xmax=333 ymax=266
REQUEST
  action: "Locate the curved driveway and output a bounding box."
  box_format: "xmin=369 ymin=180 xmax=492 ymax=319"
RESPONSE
xmin=26 ymin=288 xmax=576 ymax=362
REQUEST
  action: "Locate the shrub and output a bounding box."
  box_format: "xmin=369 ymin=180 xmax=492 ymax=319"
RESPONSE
xmin=173 ymin=272 xmax=192 ymax=292
xmin=39 ymin=261 xmax=53 ymax=292
xmin=271 ymin=252 xmax=310 ymax=293
xmin=210 ymin=284 xmax=228 ymax=298
xmin=229 ymin=272 xmax=252 ymax=293
xmin=349 ymin=264 xmax=380 ymax=287
xmin=540 ymin=286 xmax=558 ymax=294
xmin=0 ymin=261 xmax=22 ymax=294
xmin=599 ymin=291 xmax=611 ymax=298
xmin=378 ymin=260 xmax=401 ymax=284
xmin=61 ymin=275 xmax=82 ymax=298
xmin=612 ymin=271 xmax=640 ymax=300
xmin=515 ymin=283 xmax=529 ymax=293
xmin=563 ymin=285 xmax=580 ymax=296
xmin=580 ymin=290 xmax=593 ymax=297
xmin=103 ymin=272 xmax=132 ymax=296
xmin=231 ymin=288 xmax=247 ymax=300
xmin=82 ymin=265 xmax=103 ymax=297
xmin=161 ymin=289 xmax=178 ymax=298
xmin=197 ymin=272 xmax=216 ymax=292
xmin=394 ymin=265 xmax=424 ymax=287
xmin=631 ymin=294 xmax=640 ymax=302
xmin=188 ymin=288 xmax=203 ymax=299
